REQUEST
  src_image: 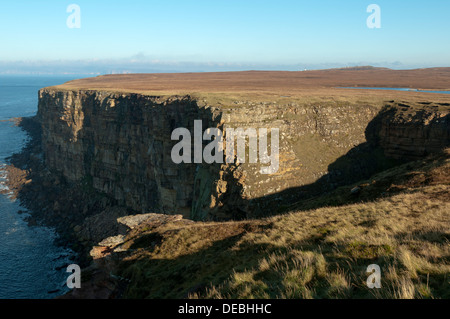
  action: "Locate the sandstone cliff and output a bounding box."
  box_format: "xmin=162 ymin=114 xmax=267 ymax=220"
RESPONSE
xmin=37 ymin=88 xmax=449 ymax=220
xmin=376 ymin=102 xmax=450 ymax=160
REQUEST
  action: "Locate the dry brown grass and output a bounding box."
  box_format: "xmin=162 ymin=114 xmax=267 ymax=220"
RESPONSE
xmin=48 ymin=68 xmax=450 ymax=104
xmin=117 ymin=150 xmax=450 ymax=299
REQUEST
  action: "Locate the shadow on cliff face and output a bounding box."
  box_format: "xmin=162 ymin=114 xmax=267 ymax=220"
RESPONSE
xmin=175 ymin=101 xmax=448 ymax=220
xmin=246 ymin=104 xmax=450 ymax=218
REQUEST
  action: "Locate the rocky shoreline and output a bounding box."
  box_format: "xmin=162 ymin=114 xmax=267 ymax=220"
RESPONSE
xmin=2 ymin=116 xmax=147 ymax=298
xmin=5 ymin=117 xmax=110 ymax=258
xmin=3 ymin=115 xmax=208 ymax=298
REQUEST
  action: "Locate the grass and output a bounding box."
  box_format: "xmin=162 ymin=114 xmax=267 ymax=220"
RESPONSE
xmin=115 ymin=149 xmax=450 ymax=299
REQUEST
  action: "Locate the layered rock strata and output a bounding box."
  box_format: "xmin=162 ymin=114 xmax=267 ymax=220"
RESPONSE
xmin=38 ymin=89 xmax=448 ymax=220
xmin=377 ymin=102 xmax=450 ymax=160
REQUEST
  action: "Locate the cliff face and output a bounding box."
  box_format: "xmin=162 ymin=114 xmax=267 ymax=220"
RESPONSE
xmin=37 ymin=89 xmax=449 ymax=220
xmin=376 ymin=102 xmax=450 ymax=160
xmin=38 ymin=90 xmax=217 ymax=218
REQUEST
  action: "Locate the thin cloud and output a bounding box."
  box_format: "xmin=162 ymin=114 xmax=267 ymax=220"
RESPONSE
xmin=0 ymin=57 xmax=434 ymax=75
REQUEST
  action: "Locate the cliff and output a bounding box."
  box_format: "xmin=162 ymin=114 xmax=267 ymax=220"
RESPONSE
xmin=38 ymin=89 xmax=383 ymax=220
xmin=377 ymin=102 xmax=450 ymax=159
xmin=38 ymin=84 xmax=450 ymax=220
xmin=36 ymin=71 xmax=450 ymax=221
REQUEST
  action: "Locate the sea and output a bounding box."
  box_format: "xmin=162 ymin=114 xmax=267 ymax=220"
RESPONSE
xmin=0 ymin=75 xmax=92 ymax=299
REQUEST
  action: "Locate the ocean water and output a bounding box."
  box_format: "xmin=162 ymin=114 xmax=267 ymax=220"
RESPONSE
xmin=0 ymin=75 xmax=91 ymax=299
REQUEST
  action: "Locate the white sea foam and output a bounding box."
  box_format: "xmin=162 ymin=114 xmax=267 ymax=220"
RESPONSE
xmin=0 ymin=166 xmax=11 ymax=195
xmin=5 ymin=227 xmax=18 ymax=235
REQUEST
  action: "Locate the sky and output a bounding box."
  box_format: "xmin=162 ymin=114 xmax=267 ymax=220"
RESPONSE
xmin=0 ymin=0 xmax=449 ymax=74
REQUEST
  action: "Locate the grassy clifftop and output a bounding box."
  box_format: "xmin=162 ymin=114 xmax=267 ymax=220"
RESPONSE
xmin=49 ymin=68 xmax=450 ymax=104
xmin=111 ymin=148 xmax=449 ymax=299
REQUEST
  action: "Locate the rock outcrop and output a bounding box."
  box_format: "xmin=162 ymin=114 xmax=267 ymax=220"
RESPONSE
xmin=376 ymin=102 xmax=450 ymax=160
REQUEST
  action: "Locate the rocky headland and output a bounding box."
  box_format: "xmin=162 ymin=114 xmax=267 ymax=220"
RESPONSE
xmin=4 ymin=68 xmax=450 ymax=298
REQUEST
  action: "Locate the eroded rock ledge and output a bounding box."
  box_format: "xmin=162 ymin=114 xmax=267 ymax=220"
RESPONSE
xmin=377 ymin=102 xmax=450 ymax=159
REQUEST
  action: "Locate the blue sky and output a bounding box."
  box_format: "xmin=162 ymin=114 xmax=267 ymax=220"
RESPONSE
xmin=0 ymin=0 xmax=449 ymax=73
